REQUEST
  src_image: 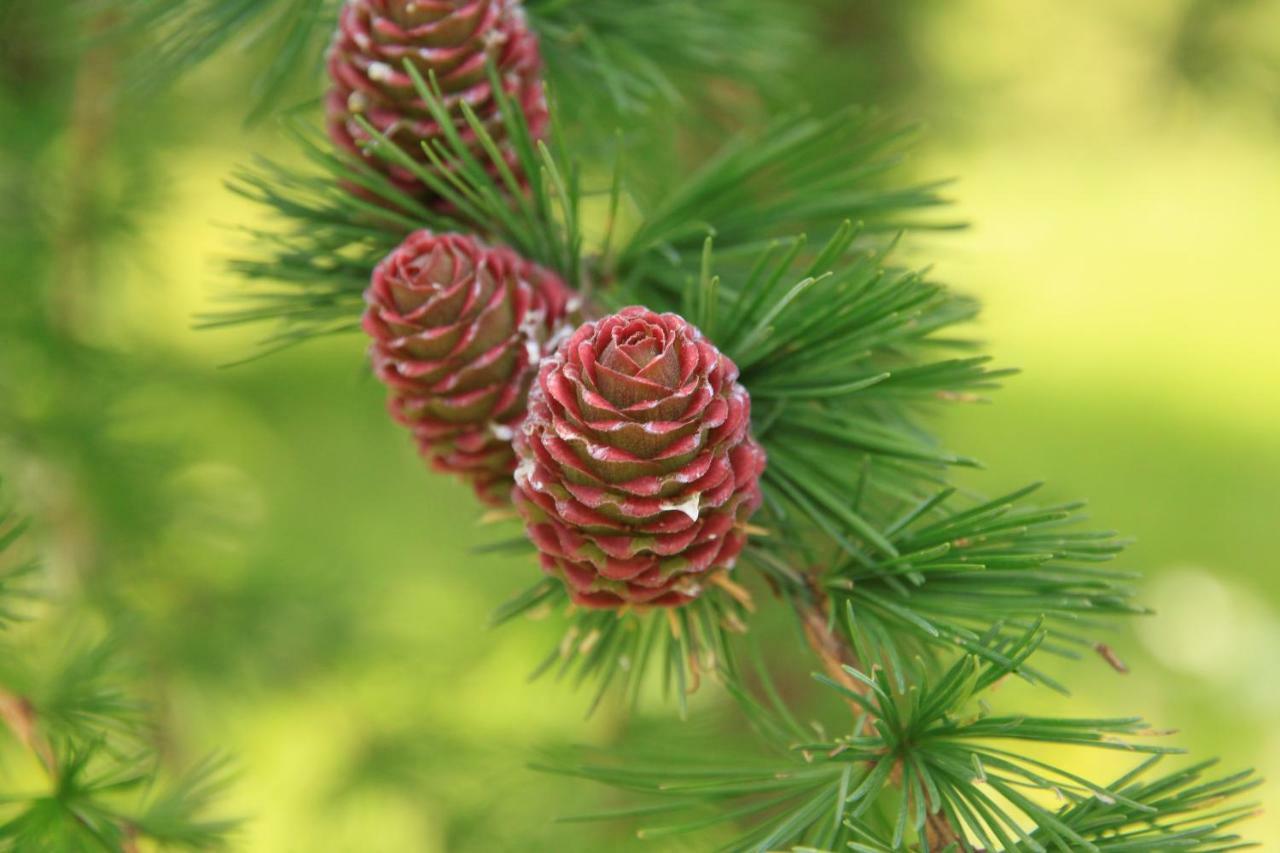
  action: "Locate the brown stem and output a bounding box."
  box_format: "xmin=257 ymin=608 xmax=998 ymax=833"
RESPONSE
xmin=799 ymin=587 xmax=868 ymax=710
xmin=926 ymin=811 xmax=980 ymax=852
xmin=0 ymin=689 xmax=57 ymax=777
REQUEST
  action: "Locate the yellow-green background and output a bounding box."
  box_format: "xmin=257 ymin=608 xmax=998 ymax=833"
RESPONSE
xmin=6 ymin=0 xmax=1279 ymax=849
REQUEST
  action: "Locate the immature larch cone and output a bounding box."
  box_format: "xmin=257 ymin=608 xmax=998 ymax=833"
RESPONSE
xmin=326 ymin=0 xmax=548 ymax=201
xmin=513 ymin=307 xmax=767 ymax=608
xmin=363 ymin=230 xmax=572 ymax=503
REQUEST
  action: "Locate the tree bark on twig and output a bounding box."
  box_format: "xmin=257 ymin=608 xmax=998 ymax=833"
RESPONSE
xmin=0 ymin=689 xmax=57 ymax=776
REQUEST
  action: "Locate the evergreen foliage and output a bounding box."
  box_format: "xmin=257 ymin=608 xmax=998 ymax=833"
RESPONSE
xmin=1 ymin=6 xmax=239 ymax=847
xmin=100 ymin=0 xmax=342 ymax=121
xmin=49 ymin=1 xmax=1267 ymax=850
xmin=0 ymin=496 xmax=236 ymax=850
xmin=194 ymin=29 xmax=1261 ymax=851
xmin=102 ymin=0 xmax=803 ymax=123
xmin=524 ymin=0 xmax=801 ymax=117
xmin=542 ymin=644 xmax=1261 ymax=851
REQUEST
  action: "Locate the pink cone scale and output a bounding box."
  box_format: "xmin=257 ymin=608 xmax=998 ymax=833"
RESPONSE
xmin=326 ymin=0 xmax=548 ymax=200
xmin=513 ymin=307 xmax=767 ymax=609
xmin=363 ymin=230 xmax=573 ymax=503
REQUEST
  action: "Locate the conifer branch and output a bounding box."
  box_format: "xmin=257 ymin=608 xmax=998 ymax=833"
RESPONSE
xmin=108 ymin=3 xmax=1260 ymax=849
xmin=97 ymin=0 xmax=339 ymax=122
xmin=542 ymin=631 xmax=1259 ymax=851
xmin=524 ymin=0 xmax=803 ymax=118
xmin=215 ymin=72 xmax=951 ymax=367
xmin=613 ymin=111 xmax=954 ymax=293
xmin=99 ymin=0 xmax=805 ymax=124
xmin=0 ymin=486 xmax=237 ymax=850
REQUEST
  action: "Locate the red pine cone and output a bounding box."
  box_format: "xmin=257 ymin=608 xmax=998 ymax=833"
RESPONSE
xmin=326 ymin=0 xmax=548 ymax=200
xmin=514 ymin=307 xmax=767 ymax=609
xmin=363 ymin=230 xmax=572 ymax=503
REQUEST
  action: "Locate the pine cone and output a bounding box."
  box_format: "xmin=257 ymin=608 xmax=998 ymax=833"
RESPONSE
xmin=514 ymin=307 xmax=767 ymax=609
xmin=363 ymin=230 xmax=573 ymax=503
xmin=326 ymin=0 xmax=548 ymax=201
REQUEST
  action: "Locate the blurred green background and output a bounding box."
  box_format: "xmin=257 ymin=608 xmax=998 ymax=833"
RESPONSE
xmin=3 ymin=0 xmax=1278 ymax=849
